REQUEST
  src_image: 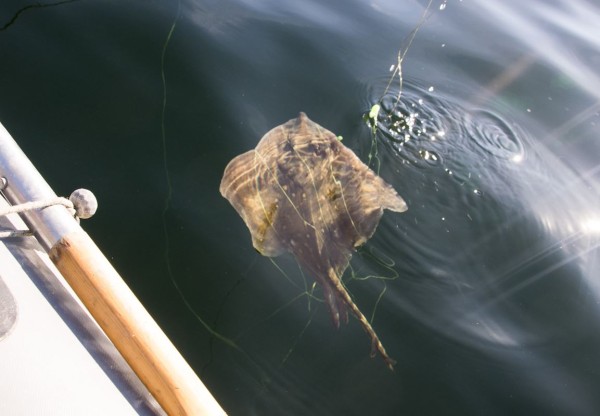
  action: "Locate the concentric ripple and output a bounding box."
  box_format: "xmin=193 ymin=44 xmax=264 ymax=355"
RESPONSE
xmin=368 ymin=83 xmax=527 ymax=170
xmin=372 ymin=85 xmax=458 ymax=169
xmin=464 ymin=110 xmax=525 ymax=162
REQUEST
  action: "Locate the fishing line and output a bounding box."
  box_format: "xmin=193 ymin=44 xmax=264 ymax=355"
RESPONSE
xmin=0 ymin=0 xmax=80 ymax=31
xmin=366 ymin=0 xmax=437 ymax=172
xmin=159 ymin=0 xmax=244 ymax=353
xmin=361 ymin=0 xmax=439 ymax=328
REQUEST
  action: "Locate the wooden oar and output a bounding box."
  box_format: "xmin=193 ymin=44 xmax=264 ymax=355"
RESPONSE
xmin=49 ymin=231 xmax=226 ymax=416
xmin=0 ymin=122 xmax=226 ymax=416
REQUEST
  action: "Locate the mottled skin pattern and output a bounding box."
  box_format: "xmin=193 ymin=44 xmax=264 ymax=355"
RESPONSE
xmin=220 ymin=113 xmax=407 ymax=369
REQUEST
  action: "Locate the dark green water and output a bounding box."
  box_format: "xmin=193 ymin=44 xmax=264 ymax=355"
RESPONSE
xmin=1 ymin=1 xmax=600 ymax=415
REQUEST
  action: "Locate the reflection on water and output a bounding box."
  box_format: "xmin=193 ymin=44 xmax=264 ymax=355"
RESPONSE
xmin=364 ymin=72 xmax=600 ymax=412
xmin=1 ymin=0 xmax=600 ymax=415
xmin=373 ymin=81 xmax=599 ymax=349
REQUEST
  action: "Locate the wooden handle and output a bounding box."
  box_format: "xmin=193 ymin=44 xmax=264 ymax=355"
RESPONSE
xmin=49 ymin=231 xmax=226 ymax=416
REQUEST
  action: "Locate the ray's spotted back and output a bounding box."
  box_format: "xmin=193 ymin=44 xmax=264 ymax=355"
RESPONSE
xmin=219 ymin=112 xmax=407 ymax=370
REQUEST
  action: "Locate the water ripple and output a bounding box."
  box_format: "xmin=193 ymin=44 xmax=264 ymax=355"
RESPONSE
xmin=359 ymin=80 xmax=596 ymax=352
xmin=464 ymin=109 xmax=525 ymax=161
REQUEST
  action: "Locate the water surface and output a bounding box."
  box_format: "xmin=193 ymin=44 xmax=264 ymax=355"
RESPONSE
xmin=1 ymin=0 xmax=599 ymax=415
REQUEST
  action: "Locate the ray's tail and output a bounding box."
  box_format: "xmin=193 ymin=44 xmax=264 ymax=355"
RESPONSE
xmin=327 ymin=268 xmax=396 ymax=370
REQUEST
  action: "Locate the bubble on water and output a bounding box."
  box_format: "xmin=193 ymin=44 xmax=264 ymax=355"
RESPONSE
xmin=419 ymin=149 xmax=440 ymax=162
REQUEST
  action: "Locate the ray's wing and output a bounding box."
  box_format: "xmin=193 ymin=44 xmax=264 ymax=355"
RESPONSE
xmin=325 ymin=137 xmax=408 ymax=251
xmin=219 ymin=149 xmax=286 ymax=257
